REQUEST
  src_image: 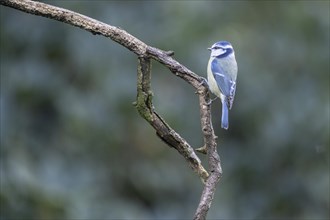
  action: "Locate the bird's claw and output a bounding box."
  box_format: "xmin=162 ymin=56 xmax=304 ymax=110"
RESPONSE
xmin=198 ymin=77 xmax=209 ymax=89
xmin=205 ymin=96 xmax=218 ymax=106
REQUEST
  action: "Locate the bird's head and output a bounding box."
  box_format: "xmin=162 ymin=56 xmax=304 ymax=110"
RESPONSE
xmin=208 ymin=41 xmax=234 ymax=58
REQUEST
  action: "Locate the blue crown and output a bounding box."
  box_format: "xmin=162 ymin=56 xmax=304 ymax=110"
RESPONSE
xmin=214 ymin=41 xmax=232 ymax=47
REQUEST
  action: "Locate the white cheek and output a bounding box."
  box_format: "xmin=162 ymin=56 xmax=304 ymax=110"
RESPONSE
xmin=211 ymin=49 xmax=226 ymax=57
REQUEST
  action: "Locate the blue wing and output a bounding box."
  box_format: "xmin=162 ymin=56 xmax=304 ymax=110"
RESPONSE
xmin=211 ymin=59 xmax=236 ymax=109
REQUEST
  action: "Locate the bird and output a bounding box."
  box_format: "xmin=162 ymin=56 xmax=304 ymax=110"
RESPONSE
xmin=207 ymin=41 xmax=238 ymax=129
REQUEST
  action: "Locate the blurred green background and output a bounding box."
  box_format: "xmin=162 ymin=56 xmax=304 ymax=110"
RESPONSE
xmin=1 ymin=1 xmax=329 ymax=219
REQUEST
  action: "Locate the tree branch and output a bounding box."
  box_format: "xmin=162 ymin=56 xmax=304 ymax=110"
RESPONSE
xmin=0 ymin=0 xmax=147 ymax=55
xmin=1 ymin=0 xmax=223 ymax=219
xmin=136 ymin=56 xmax=209 ymax=183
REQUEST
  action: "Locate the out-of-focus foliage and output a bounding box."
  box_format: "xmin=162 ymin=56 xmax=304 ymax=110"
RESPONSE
xmin=0 ymin=1 xmax=329 ymax=219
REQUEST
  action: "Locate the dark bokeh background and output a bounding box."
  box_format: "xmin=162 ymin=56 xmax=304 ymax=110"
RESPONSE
xmin=1 ymin=1 xmax=329 ymax=219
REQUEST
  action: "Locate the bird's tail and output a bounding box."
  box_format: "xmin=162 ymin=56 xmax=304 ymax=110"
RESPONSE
xmin=221 ymin=101 xmax=229 ymax=130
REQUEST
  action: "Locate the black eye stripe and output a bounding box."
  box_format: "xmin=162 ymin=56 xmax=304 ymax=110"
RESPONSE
xmin=213 ymin=46 xmax=226 ymax=50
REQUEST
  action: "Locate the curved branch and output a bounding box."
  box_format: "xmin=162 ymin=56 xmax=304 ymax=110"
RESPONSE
xmin=0 ymin=0 xmax=147 ymax=55
xmin=1 ymin=0 xmax=223 ymax=219
xmin=136 ymin=56 xmax=209 ymax=183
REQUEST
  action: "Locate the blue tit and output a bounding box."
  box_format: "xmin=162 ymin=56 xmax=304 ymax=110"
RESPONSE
xmin=207 ymin=41 xmax=238 ymax=129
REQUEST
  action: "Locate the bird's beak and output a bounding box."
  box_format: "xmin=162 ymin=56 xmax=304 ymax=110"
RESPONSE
xmin=207 ymin=47 xmax=211 ymax=51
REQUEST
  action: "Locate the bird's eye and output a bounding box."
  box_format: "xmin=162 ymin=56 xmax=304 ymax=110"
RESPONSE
xmin=213 ymin=46 xmax=225 ymax=50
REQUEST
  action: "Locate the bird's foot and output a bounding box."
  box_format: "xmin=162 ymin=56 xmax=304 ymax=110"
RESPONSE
xmin=206 ymin=96 xmax=218 ymax=105
xmin=198 ymin=77 xmax=209 ymax=89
